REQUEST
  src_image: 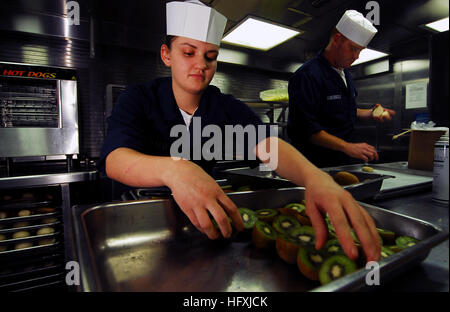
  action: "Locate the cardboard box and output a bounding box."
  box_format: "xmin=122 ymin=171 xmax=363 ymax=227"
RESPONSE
xmin=408 ymin=129 xmax=447 ymax=171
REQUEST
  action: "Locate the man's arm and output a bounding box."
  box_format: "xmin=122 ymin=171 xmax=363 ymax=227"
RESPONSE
xmin=310 ymin=130 xmax=378 ymax=162
xmin=255 ymin=137 xmax=381 ymax=262
xmin=357 ymin=104 xmax=396 ymax=121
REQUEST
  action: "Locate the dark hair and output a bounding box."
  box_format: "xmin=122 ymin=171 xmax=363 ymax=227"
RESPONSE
xmin=164 ymin=35 xmax=176 ymax=49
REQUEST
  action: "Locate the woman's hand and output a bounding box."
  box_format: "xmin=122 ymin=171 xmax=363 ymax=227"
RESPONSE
xmin=304 ymin=170 xmax=381 ymax=262
xmin=165 ymin=159 xmax=244 ymax=239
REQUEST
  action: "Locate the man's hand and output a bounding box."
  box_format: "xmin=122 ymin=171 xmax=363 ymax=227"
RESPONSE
xmin=303 ymin=170 xmax=381 ymax=262
xmin=343 ymin=142 xmax=379 ymax=163
xmin=166 ymin=159 xmax=244 ymax=239
xmin=372 ymin=104 xmax=396 ymax=122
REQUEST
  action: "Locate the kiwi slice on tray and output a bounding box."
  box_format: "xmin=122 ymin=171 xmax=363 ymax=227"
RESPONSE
xmin=238 ymin=208 xmax=257 ymax=230
xmin=380 ymin=246 xmax=395 ymax=259
xmin=325 ymin=214 xmax=383 ymax=246
xmin=323 ymin=239 xmax=344 ymax=256
xmin=272 ymin=215 xmax=301 ymax=235
xmin=318 ymin=254 xmax=358 ymax=285
xmin=255 ymin=208 xmax=279 ymax=223
xmin=279 ymin=203 xmax=311 ymax=226
xmin=252 ymin=221 xmax=277 ymax=249
xmin=210 ymin=216 xmax=236 ymax=240
xmin=276 ymin=233 xmax=300 ymax=264
xmin=220 ymin=185 xmax=234 ymax=193
xmin=236 ymin=185 xmax=252 ymax=192
xmin=377 ymin=227 xmax=396 ymax=244
xmin=385 ymin=245 xmax=403 ymax=253
xmin=297 ymin=246 xmax=326 ymax=281
xmin=395 ymin=236 xmax=419 ymax=249
xmin=290 ymin=226 xmax=316 ymax=247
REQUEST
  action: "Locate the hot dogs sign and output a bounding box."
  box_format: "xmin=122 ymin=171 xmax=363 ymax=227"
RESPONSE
xmin=0 ymin=63 xmax=77 ymax=81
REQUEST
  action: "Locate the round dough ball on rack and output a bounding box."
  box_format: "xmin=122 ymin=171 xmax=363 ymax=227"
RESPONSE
xmin=15 ymin=242 xmax=33 ymax=250
xmin=18 ymin=209 xmax=32 ymax=217
xmin=0 ymin=234 xmax=8 ymax=251
xmin=12 ymin=231 xmax=31 ymax=239
xmin=0 ymin=211 xmax=7 ymax=219
xmin=13 ymin=221 xmax=30 ymax=228
xmin=41 ymin=217 xmax=58 ymax=224
xmin=21 ymin=192 xmax=35 ymax=200
xmin=37 ymin=227 xmax=55 ymax=236
xmin=35 ymin=207 xmax=56 ymax=214
xmin=38 ymin=238 xmax=56 ymax=246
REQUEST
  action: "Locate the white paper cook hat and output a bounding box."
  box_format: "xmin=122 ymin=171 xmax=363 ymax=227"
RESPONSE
xmin=166 ymin=0 xmax=227 ymax=46
xmin=336 ymin=10 xmax=378 ymax=47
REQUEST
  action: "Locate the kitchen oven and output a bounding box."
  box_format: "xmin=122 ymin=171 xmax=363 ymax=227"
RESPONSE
xmin=0 ymin=62 xmax=79 ymax=161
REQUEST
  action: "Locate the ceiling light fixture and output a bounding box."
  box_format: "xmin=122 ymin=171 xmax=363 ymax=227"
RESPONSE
xmin=424 ymin=17 xmax=449 ymax=32
xmin=352 ymin=48 xmax=388 ymax=66
xmin=222 ymin=16 xmax=301 ymax=51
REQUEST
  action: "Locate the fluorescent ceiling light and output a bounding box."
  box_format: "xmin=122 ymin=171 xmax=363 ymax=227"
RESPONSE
xmin=352 ymin=48 xmax=388 ymax=66
xmin=222 ymin=17 xmax=301 ymax=51
xmin=424 ymin=17 xmax=449 ymax=32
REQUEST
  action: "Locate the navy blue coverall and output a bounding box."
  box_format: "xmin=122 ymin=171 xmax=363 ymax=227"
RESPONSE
xmin=287 ymin=50 xmax=358 ymax=168
xmin=98 ymin=77 xmax=268 ymax=176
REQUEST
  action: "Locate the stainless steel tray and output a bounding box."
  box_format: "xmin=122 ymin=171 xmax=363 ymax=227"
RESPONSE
xmin=222 ymin=167 xmax=393 ymax=201
xmin=322 ymin=162 xmax=433 ymax=200
xmin=72 ymin=188 xmax=448 ymax=292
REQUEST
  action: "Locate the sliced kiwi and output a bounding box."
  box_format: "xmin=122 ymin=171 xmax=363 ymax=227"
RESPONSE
xmin=297 ymin=246 xmax=326 ymax=281
xmin=380 ymin=246 xmax=395 ymax=259
xmin=279 ymin=203 xmax=311 ymax=226
xmin=385 ymin=245 xmax=403 ymax=253
xmin=238 ymin=208 xmax=257 ymax=230
xmin=333 ymin=171 xmax=360 ymax=186
xmin=252 ymin=221 xmax=277 ymax=249
xmin=326 ymin=214 xmax=382 ymax=246
xmin=276 ymin=233 xmax=300 ymax=264
xmin=395 ymin=236 xmax=419 ymax=249
xmin=272 ymin=215 xmax=301 ymax=235
xmin=290 ymin=226 xmax=316 ymax=247
xmin=236 ymin=185 xmax=252 ymax=192
xmin=283 ymin=203 xmax=306 ymax=212
xmin=323 ymin=239 xmax=344 ymax=256
xmin=220 ymin=185 xmax=234 ymax=193
xmin=255 ymin=208 xmax=279 ymax=223
xmin=318 ymin=254 xmax=358 ymax=285
xmin=377 ymin=227 xmax=396 ymax=244
xmin=209 ymin=215 xmax=235 ymax=239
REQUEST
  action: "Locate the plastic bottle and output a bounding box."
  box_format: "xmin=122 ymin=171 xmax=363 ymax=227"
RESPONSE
xmin=432 ymin=131 xmax=449 ymax=205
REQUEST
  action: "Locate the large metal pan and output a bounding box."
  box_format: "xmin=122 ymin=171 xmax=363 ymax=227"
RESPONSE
xmin=71 ymin=188 xmax=448 ymax=292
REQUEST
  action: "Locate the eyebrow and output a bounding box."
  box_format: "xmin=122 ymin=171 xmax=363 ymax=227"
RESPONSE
xmin=180 ymin=43 xmax=218 ymax=54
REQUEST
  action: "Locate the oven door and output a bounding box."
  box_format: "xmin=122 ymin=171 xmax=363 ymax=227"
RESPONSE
xmin=0 ymin=77 xmax=79 ymax=158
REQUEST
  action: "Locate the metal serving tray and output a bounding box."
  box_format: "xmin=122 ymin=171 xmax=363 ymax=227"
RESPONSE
xmin=72 ymin=188 xmax=448 ymax=292
xmin=322 ymin=162 xmax=433 ymax=200
xmin=223 ymin=167 xmax=393 ymax=201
